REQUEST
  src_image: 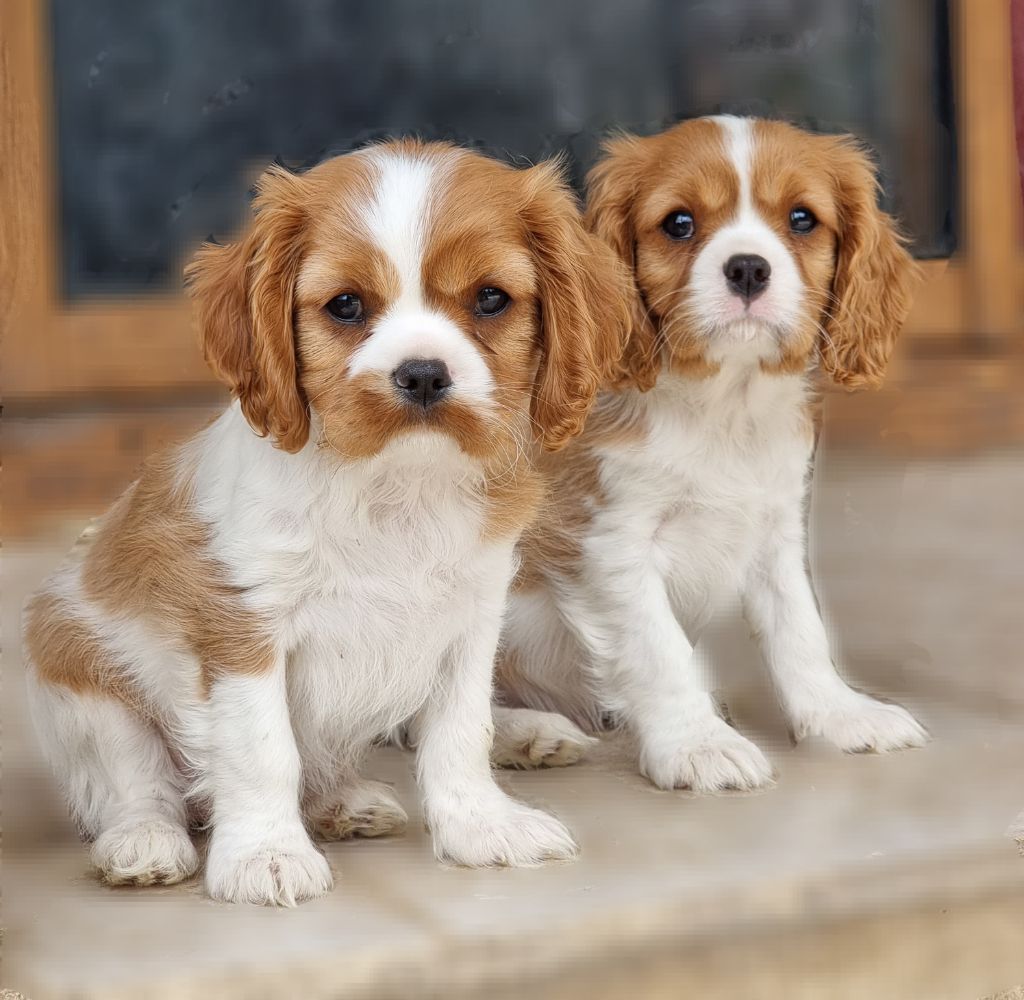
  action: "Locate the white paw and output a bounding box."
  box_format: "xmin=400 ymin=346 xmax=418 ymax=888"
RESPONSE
xmin=310 ymin=780 xmax=408 ymax=840
xmin=206 ymin=832 xmax=332 ymax=906
xmin=92 ymin=818 xmax=199 ymax=886
xmin=431 ymin=794 xmax=578 ymax=868
xmin=492 ymin=707 xmax=596 ymax=769
xmin=792 ymin=691 xmax=928 ymax=753
xmin=640 ymin=717 xmax=775 ymax=792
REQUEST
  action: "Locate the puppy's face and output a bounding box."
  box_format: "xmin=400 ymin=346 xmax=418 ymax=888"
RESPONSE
xmin=587 ymin=117 xmax=917 ymax=388
xmin=188 ymin=140 xmax=631 ymax=458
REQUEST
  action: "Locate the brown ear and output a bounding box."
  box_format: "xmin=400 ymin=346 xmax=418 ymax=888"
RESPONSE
xmin=519 ymin=158 xmax=634 ymax=451
xmin=185 ymin=165 xmax=310 ymax=452
xmin=584 ymin=134 xmax=660 ymax=391
xmin=820 ymin=139 xmax=919 ymax=389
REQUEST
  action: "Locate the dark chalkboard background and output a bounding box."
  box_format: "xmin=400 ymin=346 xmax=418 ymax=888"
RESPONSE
xmin=52 ymin=0 xmax=955 ymax=300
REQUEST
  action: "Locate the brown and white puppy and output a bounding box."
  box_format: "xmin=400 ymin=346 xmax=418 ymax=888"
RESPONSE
xmin=496 ymin=116 xmax=927 ymax=792
xmin=23 ymin=139 xmax=629 ymax=904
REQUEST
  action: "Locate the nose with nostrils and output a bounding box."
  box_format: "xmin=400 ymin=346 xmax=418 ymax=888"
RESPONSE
xmin=391 ymin=358 xmax=453 ymax=408
xmin=724 ymin=254 xmax=771 ymax=303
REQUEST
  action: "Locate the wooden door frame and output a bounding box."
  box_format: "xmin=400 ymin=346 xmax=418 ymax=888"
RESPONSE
xmin=1 ymin=0 xmax=210 ymax=403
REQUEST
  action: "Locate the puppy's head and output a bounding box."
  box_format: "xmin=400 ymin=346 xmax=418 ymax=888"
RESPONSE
xmin=186 ymin=140 xmax=631 ymax=459
xmin=586 ymin=116 xmax=918 ymax=388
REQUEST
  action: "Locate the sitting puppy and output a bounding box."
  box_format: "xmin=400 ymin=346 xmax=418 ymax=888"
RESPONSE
xmin=24 ymin=139 xmax=629 ymax=904
xmin=496 ymin=116 xmax=927 ymax=792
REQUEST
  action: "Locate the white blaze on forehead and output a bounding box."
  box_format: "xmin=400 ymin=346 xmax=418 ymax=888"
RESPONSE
xmin=711 ymin=114 xmax=754 ymax=217
xmin=359 ymin=149 xmax=446 ymax=310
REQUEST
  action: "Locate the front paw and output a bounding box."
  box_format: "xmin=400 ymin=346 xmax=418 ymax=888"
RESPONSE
xmin=206 ymin=830 xmax=332 ymax=906
xmin=639 ymin=717 xmax=775 ymax=792
xmin=791 ymin=690 xmax=928 ymax=753
xmin=92 ymin=818 xmax=199 ymax=886
xmin=430 ymin=795 xmax=578 ymax=867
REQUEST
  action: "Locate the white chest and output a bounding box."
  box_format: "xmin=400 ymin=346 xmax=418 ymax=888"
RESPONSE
xmin=277 ymin=471 xmax=498 ymax=740
xmin=597 ymin=368 xmax=812 ymax=606
xmin=264 ymin=474 xmax=489 ymax=650
xmin=198 ymin=424 xmax=498 ymax=693
xmin=288 ymin=519 xmax=484 ymax=659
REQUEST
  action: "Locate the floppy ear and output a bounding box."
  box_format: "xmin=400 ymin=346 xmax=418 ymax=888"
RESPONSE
xmin=519 ymin=158 xmax=634 ymax=451
xmin=185 ymin=165 xmax=310 ymax=452
xmin=584 ymin=135 xmax=661 ymax=391
xmin=820 ymin=139 xmax=919 ymax=389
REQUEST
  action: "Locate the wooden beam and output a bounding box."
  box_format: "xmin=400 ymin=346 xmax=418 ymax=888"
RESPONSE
xmin=0 ymin=0 xmax=54 ymax=338
xmin=6 ymin=298 xmax=213 ymax=398
xmin=957 ymin=0 xmax=1023 ymax=341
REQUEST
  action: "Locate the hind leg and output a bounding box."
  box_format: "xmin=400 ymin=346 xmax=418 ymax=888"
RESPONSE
xmin=305 ymin=775 xmax=408 ymax=841
xmin=289 ymin=652 xmax=407 ymax=843
xmin=491 ymin=706 xmax=595 ymax=768
xmin=493 ymin=587 xmax=601 ymax=769
xmin=27 ymin=671 xmax=198 ymax=886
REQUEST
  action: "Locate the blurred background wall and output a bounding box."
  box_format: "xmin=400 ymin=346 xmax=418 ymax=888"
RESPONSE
xmin=2 ymin=0 xmax=1022 ymax=539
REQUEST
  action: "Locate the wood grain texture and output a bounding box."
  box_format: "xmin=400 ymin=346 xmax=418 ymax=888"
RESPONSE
xmin=958 ymin=0 xmax=1023 ymax=341
xmin=0 ymin=0 xmax=51 ymax=336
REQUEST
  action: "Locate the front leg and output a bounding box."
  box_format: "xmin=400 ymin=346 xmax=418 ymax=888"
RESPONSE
xmin=416 ymin=544 xmax=577 ymax=867
xmin=743 ymin=517 xmax=928 ymax=753
xmin=204 ymin=658 xmax=332 ymax=906
xmin=583 ymin=560 xmax=773 ymax=792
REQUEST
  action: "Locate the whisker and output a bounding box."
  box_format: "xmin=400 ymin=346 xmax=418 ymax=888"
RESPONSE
xmin=811 ymin=318 xmax=840 ymax=369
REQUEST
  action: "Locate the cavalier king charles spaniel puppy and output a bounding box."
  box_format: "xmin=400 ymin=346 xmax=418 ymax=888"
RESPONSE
xmin=495 ymin=116 xmax=928 ymax=793
xmin=24 ymin=139 xmax=630 ymax=904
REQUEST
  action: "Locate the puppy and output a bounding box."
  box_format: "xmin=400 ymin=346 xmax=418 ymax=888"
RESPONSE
xmin=496 ymin=116 xmax=927 ymax=792
xmin=23 ymin=139 xmax=629 ymax=904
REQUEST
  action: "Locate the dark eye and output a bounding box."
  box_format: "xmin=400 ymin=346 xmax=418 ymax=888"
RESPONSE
xmin=789 ymin=207 xmax=817 ymax=234
xmin=662 ymin=211 xmax=695 ymax=240
xmin=476 ymin=286 xmax=510 ymax=317
xmin=325 ymin=293 xmax=364 ymax=323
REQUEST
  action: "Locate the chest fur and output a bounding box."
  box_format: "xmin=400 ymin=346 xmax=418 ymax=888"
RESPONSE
xmin=198 ymin=435 xmax=496 ymax=651
xmin=285 ymin=488 xmax=488 ymax=645
xmin=596 ymin=370 xmax=812 ymax=594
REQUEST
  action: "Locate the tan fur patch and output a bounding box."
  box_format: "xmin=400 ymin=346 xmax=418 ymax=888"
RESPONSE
xmin=24 ymin=590 xmax=147 ymax=712
xmin=481 ymin=461 xmax=545 ymax=543
xmin=78 ymin=448 xmax=277 ymax=695
xmin=515 ymin=392 xmax=646 ymax=588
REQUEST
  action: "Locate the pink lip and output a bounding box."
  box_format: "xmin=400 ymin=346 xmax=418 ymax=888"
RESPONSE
xmin=715 ymin=300 xmax=778 ymax=330
xmin=744 ymin=300 xmax=776 ymax=323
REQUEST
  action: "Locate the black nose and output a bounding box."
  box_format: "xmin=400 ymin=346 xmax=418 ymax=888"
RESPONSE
xmin=724 ymin=254 xmax=771 ymax=301
xmin=392 ymin=358 xmax=452 ymax=408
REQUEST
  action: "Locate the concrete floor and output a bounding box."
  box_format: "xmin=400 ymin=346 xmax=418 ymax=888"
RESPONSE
xmin=3 ymin=448 xmax=1024 ymax=999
